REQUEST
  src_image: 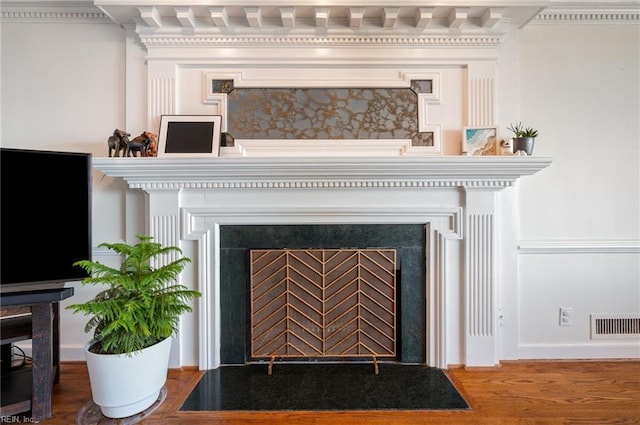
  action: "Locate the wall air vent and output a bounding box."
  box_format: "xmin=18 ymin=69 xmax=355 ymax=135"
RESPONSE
xmin=590 ymin=314 xmax=640 ymax=340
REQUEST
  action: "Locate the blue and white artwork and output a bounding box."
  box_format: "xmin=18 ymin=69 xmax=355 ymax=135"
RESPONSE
xmin=463 ymin=127 xmax=497 ymax=155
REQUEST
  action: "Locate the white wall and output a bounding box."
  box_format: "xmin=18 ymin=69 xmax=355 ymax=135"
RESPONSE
xmin=514 ymin=23 xmax=640 ymax=358
xmin=2 ymin=15 xmax=638 ymax=364
xmin=1 ymin=19 xmax=131 ymax=359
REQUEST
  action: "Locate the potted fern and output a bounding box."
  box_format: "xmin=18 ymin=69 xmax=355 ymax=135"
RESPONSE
xmin=67 ymin=235 xmax=200 ymax=418
xmin=508 ymin=122 xmax=539 ymax=155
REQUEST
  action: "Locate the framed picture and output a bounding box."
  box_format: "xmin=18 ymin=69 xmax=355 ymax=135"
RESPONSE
xmin=158 ymin=115 xmax=222 ymax=157
xmin=462 ymin=127 xmax=498 ymax=156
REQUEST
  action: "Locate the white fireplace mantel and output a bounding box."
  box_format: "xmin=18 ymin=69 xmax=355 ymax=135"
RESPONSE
xmin=93 ymin=156 xmax=552 ymax=189
xmin=93 ymin=155 xmax=551 ymax=369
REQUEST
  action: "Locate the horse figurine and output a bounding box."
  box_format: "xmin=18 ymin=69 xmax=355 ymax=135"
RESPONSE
xmin=107 ymin=129 xmax=130 ymax=157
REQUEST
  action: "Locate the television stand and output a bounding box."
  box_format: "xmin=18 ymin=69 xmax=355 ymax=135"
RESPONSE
xmin=0 ymin=287 xmax=74 ymax=422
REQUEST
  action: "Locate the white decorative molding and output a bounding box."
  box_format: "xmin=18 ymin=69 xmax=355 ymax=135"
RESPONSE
xmin=227 ymin=139 xmax=411 ymax=157
xmin=138 ymin=34 xmax=507 ymax=49
xmin=93 ymin=155 xmax=550 ymax=369
xmin=201 ymin=93 xmax=228 ymax=133
xmin=467 ymin=213 xmax=495 ymax=338
xmin=408 ymin=124 xmax=442 ymax=156
xmin=535 ymin=8 xmax=640 ymax=24
xmin=468 ymin=77 xmax=495 ymax=127
xmin=123 ymin=5 xmax=522 ymax=34
xmin=149 ymin=78 xmax=175 ymax=132
xmin=426 ymin=225 xmax=450 ymax=368
xmin=519 ymin=240 xmax=640 ymax=255
xmin=92 ymin=156 xmax=553 ymax=191
xmin=150 ymin=215 xmax=179 ymax=258
xmin=206 ymin=69 xmax=418 ymax=89
xmin=0 ymin=3 xmax=111 ymax=23
xmin=4 ymin=2 xmax=638 ymax=28
xmin=203 ymin=71 xmax=442 ymax=154
xmin=174 ymin=6 xmax=196 ymax=28
xmin=181 ymin=205 xmax=462 ymax=369
xmin=183 ymin=206 xmax=463 ymax=240
xmin=411 ymin=71 xmax=441 ymax=104
xmin=463 ymin=189 xmax=499 ymax=367
xmin=138 ymin=6 xmax=161 ymax=28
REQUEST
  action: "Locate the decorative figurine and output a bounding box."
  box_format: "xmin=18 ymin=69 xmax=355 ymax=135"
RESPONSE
xmin=107 ymin=129 xmax=130 ymax=157
xmin=500 ymin=139 xmax=513 ymax=155
xmin=126 ymin=131 xmax=158 ymax=157
xmin=143 ymin=132 xmax=158 ymax=157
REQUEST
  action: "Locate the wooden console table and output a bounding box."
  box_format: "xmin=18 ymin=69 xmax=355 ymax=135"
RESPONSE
xmin=0 ymin=287 xmax=74 ymax=422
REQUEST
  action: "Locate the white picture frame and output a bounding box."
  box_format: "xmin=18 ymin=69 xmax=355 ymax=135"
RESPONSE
xmin=462 ymin=127 xmax=498 ymax=156
xmin=158 ymin=115 xmax=222 ymax=157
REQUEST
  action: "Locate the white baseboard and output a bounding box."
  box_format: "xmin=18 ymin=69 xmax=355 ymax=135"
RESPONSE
xmin=13 ymin=342 xmax=87 ymax=362
xmin=519 ymin=342 xmax=640 ymax=359
xmin=60 ymin=344 xmax=87 ymax=361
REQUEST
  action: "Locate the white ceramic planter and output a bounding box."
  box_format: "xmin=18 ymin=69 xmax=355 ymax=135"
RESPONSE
xmin=84 ymin=337 xmax=172 ymax=418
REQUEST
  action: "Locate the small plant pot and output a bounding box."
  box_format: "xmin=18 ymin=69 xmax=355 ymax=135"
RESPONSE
xmin=513 ymin=137 xmax=535 ymax=155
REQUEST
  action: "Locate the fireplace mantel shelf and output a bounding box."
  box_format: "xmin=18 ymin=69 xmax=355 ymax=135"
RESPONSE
xmin=93 ymin=156 xmax=552 ymax=190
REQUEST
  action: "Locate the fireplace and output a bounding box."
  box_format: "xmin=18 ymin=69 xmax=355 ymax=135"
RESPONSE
xmin=219 ymin=224 xmax=426 ymax=365
xmin=93 ymin=155 xmax=551 ymax=369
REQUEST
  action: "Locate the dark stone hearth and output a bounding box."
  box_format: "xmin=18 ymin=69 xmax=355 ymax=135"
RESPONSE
xmin=179 ymin=363 xmax=469 ymax=411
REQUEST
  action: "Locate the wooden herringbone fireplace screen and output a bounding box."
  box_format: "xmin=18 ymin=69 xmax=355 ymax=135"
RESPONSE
xmin=250 ymin=249 xmax=397 ymax=360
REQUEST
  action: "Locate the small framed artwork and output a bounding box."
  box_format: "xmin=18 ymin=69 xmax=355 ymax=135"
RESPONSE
xmin=462 ymin=127 xmax=498 ymax=156
xmin=158 ymin=115 xmax=222 ymax=157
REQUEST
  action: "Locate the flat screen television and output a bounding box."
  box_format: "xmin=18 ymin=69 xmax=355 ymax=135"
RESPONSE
xmin=1 ymin=148 xmax=92 ymax=294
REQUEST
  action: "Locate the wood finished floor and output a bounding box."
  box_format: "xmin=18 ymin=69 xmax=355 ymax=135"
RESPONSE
xmin=47 ymin=360 xmax=640 ymax=424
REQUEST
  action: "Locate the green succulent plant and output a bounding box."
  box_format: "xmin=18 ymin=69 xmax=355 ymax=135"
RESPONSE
xmin=508 ymin=122 xmax=539 ymax=138
xmin=67 ymin=235 xmax=201 ymax=355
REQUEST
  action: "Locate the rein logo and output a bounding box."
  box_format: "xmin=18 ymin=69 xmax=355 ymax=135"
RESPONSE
xmin=0 ymin=416 xmax=37 ymax=423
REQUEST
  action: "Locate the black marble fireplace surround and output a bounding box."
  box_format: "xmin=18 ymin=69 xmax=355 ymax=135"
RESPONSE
xmin=219 ymin=224 xmax=426 ymax=365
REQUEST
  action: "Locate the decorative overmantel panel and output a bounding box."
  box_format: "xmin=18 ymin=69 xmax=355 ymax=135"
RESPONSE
xmin=94 ymin=156 xmax=551 ymax=369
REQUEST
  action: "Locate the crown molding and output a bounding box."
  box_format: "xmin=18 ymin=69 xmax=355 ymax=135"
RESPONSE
xmin=138 ymin=33 xmax=506 ymax=48
xmin=0 ymin=1 xmax=111 ymax=23
xmin=535 ymin=6 xmax=640 ymax=23
xmin=2 ymin=1 xmax=637 ymax=27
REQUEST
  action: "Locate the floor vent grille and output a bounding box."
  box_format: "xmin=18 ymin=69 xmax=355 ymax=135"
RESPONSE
xmin=590 ymin=314 xmax=640 ymax=340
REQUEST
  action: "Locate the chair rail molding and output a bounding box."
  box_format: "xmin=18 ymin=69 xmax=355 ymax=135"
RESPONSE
xmin=518 ymin=240 xmax=640 ymax=255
